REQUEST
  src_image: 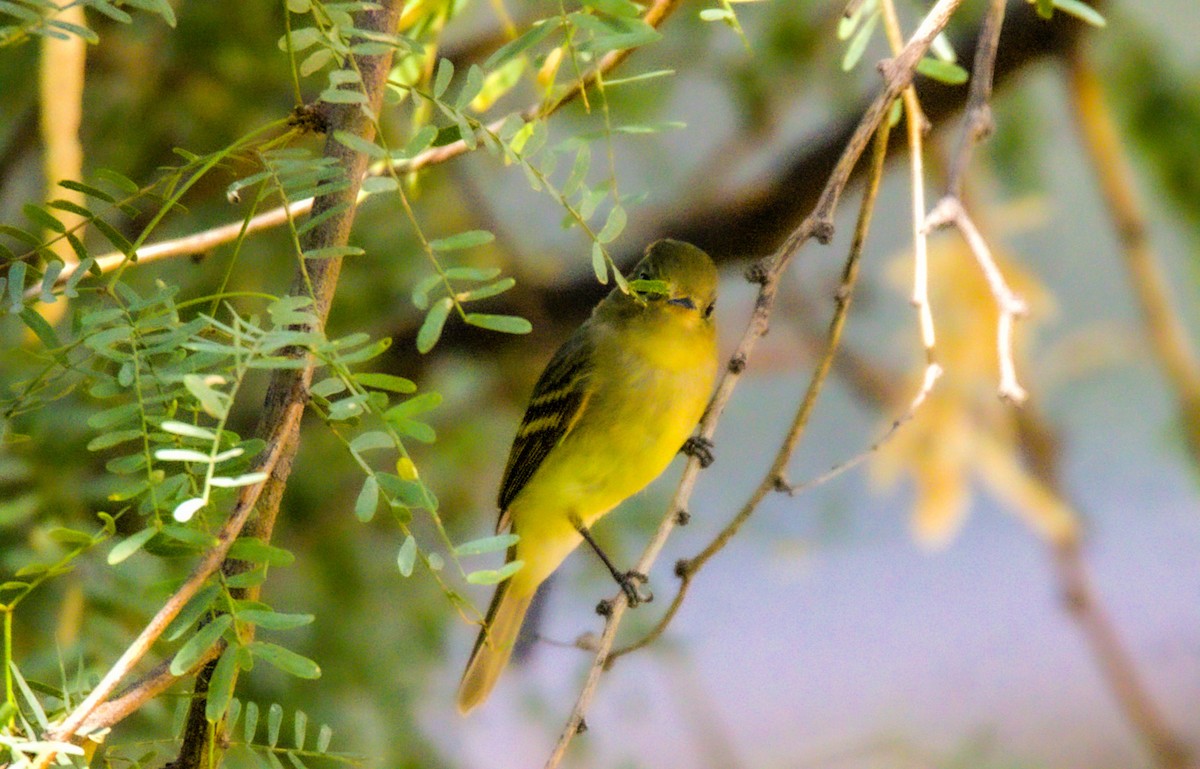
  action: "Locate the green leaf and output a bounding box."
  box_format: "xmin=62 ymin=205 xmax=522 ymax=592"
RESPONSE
xmin=303 ymin=245 xmax=365 ymax=260
xmin=165 ymin=584 xmax=222 ymax=641
xmin=268 ymin=702 xmax=284 ymax=746
xmin=155 ymin=448 xmax=214 ymax=463
xmin=244 ymin=701 xmax=261 ymax=743
xmin=205 ymin=645 xmax=240 ymax=722
xmin=444 ymin=265 xmax=501 ymax=281
xmin=417 ymin=297 xmax=453 ymax=353
xmin=20 ymin=307 xmax=61 ymax=350
xmin=1052 ymin=0 xmax=1105 ymax=26
xmin=353 ymin=372 xmax=416 ymax=393
xmin=333 ymin=130 xmax=386 ymax=159
xmin=396 ymin=534 xmax=417 ymax=576
xmin=460 ymin=278 xmax=516 ymax=302
xmin=237 ymin=610 xmax=315 ymax=630
xmin=699 ymin=7 xmax=733 ymax=22
xmin=429 ymin=229 xmax=494 ymax=251
xmin=392 ymin=418 xmax=435 ymax=443
xmin=1035 ymin=0 xmax=1054 ymax=18
xmin=401 ymin=124 xmax=438 ymax=158
xmin=433 ymin=58 xmax=454 ymax=98
xmin=563 ymin=144 xmax=591 ymax=198
xmin=841 ymin=9 xmax=879 ymax=71
xmin=596 ymin=205 xmax=627 ymax=243
xmin=916 ymin=57 xmax=969 ymax=85
xmin=349 ymin=431 xmax=393 ymax=453
xmin=354 ymin=475 xmax=379 ymax=522
xmin=23 ymin=203 xmax=65 ymax=233
xmin=384 ymin=391 xmax=442 ymax=420
xmin=463 ymin=313 xmax=532 ymax=334
xmin=375 ymin=473 xmax=428 ymax=508
xmin=107 ymin=527 xmax=156 ymax=565
xmin=583 ymin=0 xmax=642 ymax=17
xmin=170 ymin=615 xmax=232 ymax=675
xmin=87 ymin=429 xmax=143 ymax=451
xmin=320 ymin=88 xmax=368 ymax=104
xmin=294 ymin=710 xmax=309 ymax=750
xmin=454 ymin=533 xmax=519 ymax=557
xmin=317 ymin=724 xmax=333 ymax=752
xmin=160 ymin=420 xmax=218 ymax=440
xmin=455 ymin=64 xmax=485 ymax=110
xmin=228 ymin=538 xmax=296 ymax=567
xmin=251 ymin=642 xmax=321 ymax=680
xmin=360 ymin=175 xmax=398 ymax=194
xmin=485 ymin=19 xmax=559 ymax=70
xmin=466 ymin=559 xmax=525 ymax=585
xmin=184 ymin=374 xmax=230 ymax=419
xmin=591 ymin=241 xmax=609 ymax=284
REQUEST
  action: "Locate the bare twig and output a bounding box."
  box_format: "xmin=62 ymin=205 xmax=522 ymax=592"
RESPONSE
xmin=1066 ymin=46 xmax=1200 ymax=468
xmin=925 ymin=198 xmax=1029 ymax=401
xmin=542 ymin=1 xmax=965 ymax=764
xmin=611 ymin=118 xmax=893 ymax=662
xmin=945 ymin=0 xmax=1006 ymax=198
xmin=48 ymin=0 xmax=684 ymax=290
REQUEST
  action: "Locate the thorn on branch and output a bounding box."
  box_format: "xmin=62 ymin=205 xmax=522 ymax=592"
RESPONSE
xmin=813 ymin=217 xmax=836 ymax=245
xmin=595 ymin=599 xmax=613 ymax=617
xmin=576 ymin=718 xmax=589 ymax=735
xmin=674 ymin=509 xmax=691 ymax=526
xmin=727 ymin=353 xmax=746 ymax=374
xmin=674 ymin=558 xmax=691 ymax=579
xmin=744 ymin=259 xmax=770 ymax=285
xmin=772 ymin=474 xmax=793 ymax=495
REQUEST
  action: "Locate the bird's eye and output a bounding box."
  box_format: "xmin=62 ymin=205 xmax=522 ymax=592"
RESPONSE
xmin=703 ymin=302 xmax=715 ymax=319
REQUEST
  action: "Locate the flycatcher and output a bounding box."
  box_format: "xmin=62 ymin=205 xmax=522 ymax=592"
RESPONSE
xmin=457 ymin=239 xmax=719 ymax=713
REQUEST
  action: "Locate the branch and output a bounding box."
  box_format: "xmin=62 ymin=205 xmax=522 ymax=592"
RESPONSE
xmin=48 ymin=0 xmax=685 ymax=290
xmin=542 ymin=0 xmax=966 ymax=764
xmin=611 ymin=116 xmax=893 ymax=663
xmin=1066 ymin=45 xmax=1200 ymax=468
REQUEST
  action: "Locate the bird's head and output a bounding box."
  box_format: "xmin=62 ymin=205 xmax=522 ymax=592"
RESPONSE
xmin=626 ymin=239 xmax=718 ymax=324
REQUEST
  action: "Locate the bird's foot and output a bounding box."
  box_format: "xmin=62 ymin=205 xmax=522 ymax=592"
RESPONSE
xmin=680 ymin=436 xmax=715 ymax=468
xmin=618 ymin=570 xmax=652 ymax=607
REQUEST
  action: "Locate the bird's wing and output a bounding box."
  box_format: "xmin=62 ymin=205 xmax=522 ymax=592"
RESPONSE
xmin=496 ymin=324 xmax=597 ymax=522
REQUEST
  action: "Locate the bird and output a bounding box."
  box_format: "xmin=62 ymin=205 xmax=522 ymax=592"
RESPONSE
xmin=456 ymin=239 xmax=720 ymax=714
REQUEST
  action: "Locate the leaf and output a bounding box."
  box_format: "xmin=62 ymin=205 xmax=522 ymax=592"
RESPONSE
xmin=485 ymin=19 xmax=559 ymax=70
xmin=228 ymin=538 xmax=296 ymax=567
xmin=320 ymin=87 xmax=368 ymax=104
xmin=841 ymin=9 xmax=879 ymax=71
xmin=237 ymin=610 xmax=315 ymax=630
xmin=107 ymin=527 xmax=157 ymax=565
xmin=463 ymin=313 xmax=532 ymax=334
xmin=360 ymin=175 xmax=398 ymax=194
xmin=455 ymin=64 xmax=485 ymax=110
xmin=375 ymin=473 xmax=428 ymax=508
xmin=454 ymin=533 xmax=519 ymax=557
xmin=354 ymin=476 xmax=379 ymax=522
xmin=303 ymin=245 xmax=365 ymax=260
xmin=416 ymin=297 xmax=453 ymax=353
xmin=384 ymin=391 xmax=442 ymax=420
xmin=433 ymin=58 xmax=454 ymax=98
xmin=916 ymin=57 xmax=969 ymax=85
xmin=591 ymin=241 xmax=609 ymax=284
xmin=396 ymin=534 xmax=417 ymax=576
xmin=165 ymin=584 xmax=222 ymax=641
xmin=210 ymin=473 xmax=270 ymax=489
xmin=169 ymin=615 xmax=232 ymax=675
xmin=353 ymin=372 xmax=416 ymax=393
xmin=1052 ymin=0 xmax=1105 ymax=26
xmin=172 ymin=497 xmax=207 ymax=523
xmin=251 ymin=642 xmax=322 ymax=680
xmin=466 ymin=559 xmax=525 ymax=585
xmin=294 ymin=710 xmax=309 ymax=749
xmin=160 ymin=420 xmax=218 ymax=440
xmin=429 ymin=230 xmax=494 ymax=251
xmin=205 ymin=645 xmax=240 ymax=722
xmin=596 ymin=205 xmax=627 ymax=244
xmin=333 ymin=130 xmax=386 ymax=159
xmin=1035 ymin=0 xmax=1054 ymax=19
xmin=244 ymin=700 xmax=261 ymax=743
xmin=460 ymin=278 xmax=516 ymax=302
xmin=401 ymin=124 xmax=438 ymax=158
xmin=20 ymin=307 xmax=61 ymax=350
xmin=268 ymin=702 xmax=284 ymax=747
xmin=155 ymin=448 xmax=213 ymax=463
xmin=87 ymin=429 xmax=143 ymax=451
xmin=184 ymin=374 xmax=230 ymax=419
xmin=317 ymin=724 xmax=333 ymax=753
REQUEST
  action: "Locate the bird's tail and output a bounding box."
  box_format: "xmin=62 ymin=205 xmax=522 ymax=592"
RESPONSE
xmin=457 ymin=573 xmax=533 ymax=714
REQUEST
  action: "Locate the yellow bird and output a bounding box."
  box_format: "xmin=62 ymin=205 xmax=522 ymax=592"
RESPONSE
xmin=457 ymin=239 xmax=719 ymax=713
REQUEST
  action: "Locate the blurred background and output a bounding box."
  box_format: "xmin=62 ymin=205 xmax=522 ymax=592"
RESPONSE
xmin=1 ymin=0 xmax=1198 ymax=767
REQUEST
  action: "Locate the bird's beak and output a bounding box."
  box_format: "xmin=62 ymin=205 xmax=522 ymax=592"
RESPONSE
xmin=666 ymin=296 xmax=696 ymax=310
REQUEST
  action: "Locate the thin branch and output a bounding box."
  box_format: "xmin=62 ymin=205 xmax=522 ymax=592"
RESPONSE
xmin=925 ymin=197 xmax=1029 ymax=402
xmin=879 ymin=0 xmax=935 ymax=363
xmin=611 ymin=117 xmax=893 ymax=662
xmin=48 ymin=0 xmax=684 ymax=290
xmin=945 ymin=0 xmax=1006 ymax=198
xmin=542 ymin=1 xmax=965 ymax=764
xmin=1066 ymin=46 xmax=1200 ymax=468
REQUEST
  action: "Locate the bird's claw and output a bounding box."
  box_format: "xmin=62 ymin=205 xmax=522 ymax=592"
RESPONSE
xmin=681 ymin=436 xmax=715 ymax=468
xmin=618 ymin=570 xmax=652 ymax=607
